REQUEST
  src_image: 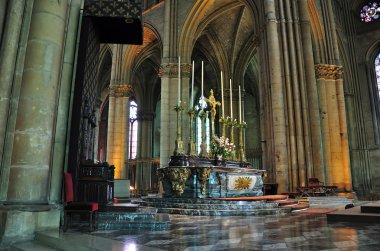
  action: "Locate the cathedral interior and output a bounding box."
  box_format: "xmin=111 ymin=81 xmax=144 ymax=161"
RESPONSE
xmin=1 ymin=0 xmax=380 ymax=249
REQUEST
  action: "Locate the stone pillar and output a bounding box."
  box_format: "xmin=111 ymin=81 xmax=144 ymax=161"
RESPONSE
xmin=160 ymin=0 xmax=179 ymax=168
xmin=159 ymin=63 xmax=182 ymax=166
xmin=107 ymin=85 xmax=131 ymax=179
xmin=7 ymin=0 xmax=68 ymax=203
xmin=299 ymin=0 xmax=324 ymax=181
xmin=315 ymin=64 xmax=351 ymax=191
xmin=0 ymin=0 xmax=8 ymax=42
xmin=135 ymin=112 xmax=154 ymax=193
xmin=50 ymin=0 xmax=82 ymax=203
xmin=0 ymin=0 xmax=27 ymax=167
xmin=0 ymin=0 xmax=68 ymax=247
xmin=264 ymin=0 xmax=289 ymax=193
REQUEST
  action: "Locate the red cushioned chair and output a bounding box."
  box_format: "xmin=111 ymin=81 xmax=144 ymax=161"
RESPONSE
xmin=63 ymin=172 xmax=98 ymax=232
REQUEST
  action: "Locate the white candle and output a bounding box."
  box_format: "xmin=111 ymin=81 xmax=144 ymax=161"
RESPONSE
xmin=191 ymin=61 xmax=194 ymax=108
xmin=239 ymin=85 xmax=242 ymax=123
xmin=230 ymin=79 xmax=233 ymax=119
xmin=201 ymin=61 xmax=204 ymax=98
xmin=221 ymin=71 xmax=224 ymax=117
xmin=178 ymin=56 xmax=181 ymax=105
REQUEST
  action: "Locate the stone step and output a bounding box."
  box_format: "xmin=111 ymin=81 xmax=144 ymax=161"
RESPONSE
xmin=361 ymin=201 xmax=380 ymax=214
xmin=140 ymin=201 xmax=278 ymax=210
xmin=11 ymin=241 xmax=61 ymax=251
xmin=35 ymin=230 xmax=163 ymax=251
xmin=97 ymin=213 xmax=170 ymax=231
xmin=327 ymin=205 xmax=380 ymax=223
xmin=281 ymin=203 xmax=309 ymax=211
xmin=97 ymin=212 xmax=157 ymax=222
xmin=274 ymin=199 xmax=299 ymax=206
xmin=102 ymin=203 xmax=140 ymax=212
xmin=139 ymin=195 xmax=289 ymax=204
xmin=157 ymin=207 xmax=290 ymax=216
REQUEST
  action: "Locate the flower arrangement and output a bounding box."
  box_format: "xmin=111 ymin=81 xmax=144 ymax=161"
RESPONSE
xmin=211 ymin=135 xmax=235 ymax=159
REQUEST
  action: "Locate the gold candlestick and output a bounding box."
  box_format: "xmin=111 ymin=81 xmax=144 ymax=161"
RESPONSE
xmin=237 ymin=121 xmax=247 ymax=162
xmin=227 ymin=117 xmax=237 ymax=160
xmin=173 ymin=104 xmax=184 ymax=156
xmin=187 ymin=108 xmax=197 ymax=156
xmin=219 ymin=117 xmax=227 ymax=138
xmin=199 ymin=110 xmax=208 ymax=158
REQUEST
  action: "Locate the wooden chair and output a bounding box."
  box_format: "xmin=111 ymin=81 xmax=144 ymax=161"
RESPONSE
xmin=63 ymin=172 xmax=98 ymax=232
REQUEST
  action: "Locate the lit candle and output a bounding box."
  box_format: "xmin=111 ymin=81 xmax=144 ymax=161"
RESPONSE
xmin=239 ymin=85 xmax=242 ymax=123
xmin=221 ymin=71 xmax=224 ymax=118
xmin=191 ymin=60 xmax=194 ymax=108
xmin=230 ymin=79 xmax=233 ymax=119
xmin=201 ymin=61 xmax=204 ymax=98
xmin=178 ymin=56 xmax=181 ymax=105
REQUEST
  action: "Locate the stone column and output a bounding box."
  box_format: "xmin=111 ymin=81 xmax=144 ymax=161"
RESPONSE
xmin=0 ymin=0 xmax=27 ymax=166
xmin=135 ymin=112 xmax=154 ymax=193
xmin=264 ymin=0 xmax=289 ymax=193
xmin=0 ymin=0 xmax=8 ymax=42
xmin=7 ymin=0 xmax=68 ymax=203
xmin=160 ymin=0 xmax=179 ymax=168
xmin=0 ymin=0 xmax=68 ymax=247
xmin=50 ymin=0 xmax=82 ymax=203
xmin=159 ymin=63 xmax=183 ymax=166
xmin=315 ymin=64 xmax=351 ymax=191
xmin=107 ymin=85 xmax=131 ymax=179
xmin=298 ymin=0 xmax=324 ymax=181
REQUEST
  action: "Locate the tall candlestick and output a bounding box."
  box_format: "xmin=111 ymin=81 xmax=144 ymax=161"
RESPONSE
xmin=239 ymin=85 xmax=242 ymax=123
xmin=191 ymin=60 xmax=194 ymax=107
xmin=230 ymin=79 xmax=233 ymax=119
xmin=201 ymin=61 xmax=204 ymax=98
xmin=221 ymin=71 xmax=224 ymax=117
xmin=178 ymin=56 xmax=181 ymax=105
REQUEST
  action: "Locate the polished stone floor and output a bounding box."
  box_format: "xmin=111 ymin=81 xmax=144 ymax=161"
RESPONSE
xmin=75 ymin=213 xmax=380 ymax=251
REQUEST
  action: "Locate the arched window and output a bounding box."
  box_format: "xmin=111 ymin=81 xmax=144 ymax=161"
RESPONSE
xmin=129 ymin=100 xmax=138 ymax=159
xmin=360 ymin=2 xmax=380 ymax=22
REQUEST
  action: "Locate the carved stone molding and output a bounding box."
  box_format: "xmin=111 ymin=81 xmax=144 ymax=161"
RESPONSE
xmin=109 ymin=84 xmax=133 ymax=97
xmin=159 ymin=63 xmax=192 ymax=78
xmin=315 ymin=64 xmax=344 ymax=80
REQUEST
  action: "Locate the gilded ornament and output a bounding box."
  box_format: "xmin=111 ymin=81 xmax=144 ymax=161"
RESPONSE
xmin=234 ymin=176 xmax=252 ymax=190
xmin=196 ymin=168 xmax=212 ymax=194
xmin=165 ymin=168 xmax=191 ymax=195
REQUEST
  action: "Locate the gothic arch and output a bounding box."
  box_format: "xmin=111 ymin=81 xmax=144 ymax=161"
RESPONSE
xmin=366 ymin=41 xmax=380 ymax=144
xmin=307 ymin=0 xmax=327 ymax=64
xmin=121 ymin=24 xmax=162 ymax=84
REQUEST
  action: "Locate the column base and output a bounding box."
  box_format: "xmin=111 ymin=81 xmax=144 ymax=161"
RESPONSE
xmin=0 ymin=204 xmax=61 ymax=249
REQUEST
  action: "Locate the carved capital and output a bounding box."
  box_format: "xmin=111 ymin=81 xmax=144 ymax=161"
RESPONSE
xmin=315 ymin=64 xmax=343 ymax=80
xmin=159 ymin=63 xmax=192 ymax=78
xmin=109 ymin=84 xmax=133 ymax=97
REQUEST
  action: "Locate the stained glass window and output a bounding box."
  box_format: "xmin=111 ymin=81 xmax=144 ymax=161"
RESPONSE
xmin=376 ymin=53 xmax=380 ymax=96
xmin=360 ymin=2 xmax=380 ymax=22
xmin=129 ymin=100 xmax=138 ymax=159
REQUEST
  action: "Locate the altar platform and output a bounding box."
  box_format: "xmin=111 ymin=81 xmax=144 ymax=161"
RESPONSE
xmin=158 ymin=162 xmax=264 ymax=198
